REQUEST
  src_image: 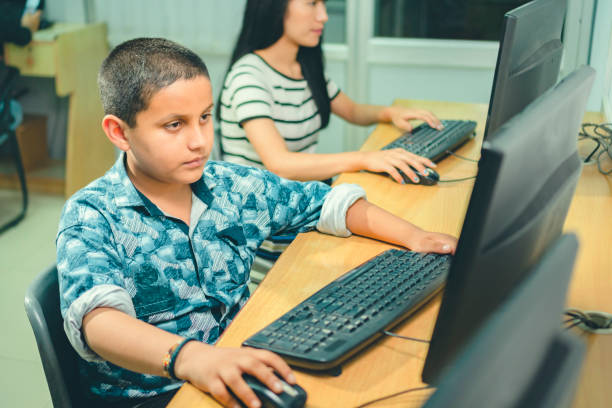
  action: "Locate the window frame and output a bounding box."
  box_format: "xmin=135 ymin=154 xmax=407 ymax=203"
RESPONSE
xmin=331 ymin=0 xmax=595 ymax=150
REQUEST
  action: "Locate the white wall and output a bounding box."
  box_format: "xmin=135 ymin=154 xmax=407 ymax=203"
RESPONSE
xmin=42 ymin=0 xmax=349 ymax=153
xmin=91 ymin=0 xmax=246 ymax=95
xmin=44 ymin=0 xmax=609 ymax=147
xmin=321 ymin=59 xmax=348 ymax=154
xmin=41 ymin=0 xmax=244 ymax=92
xmin=601 ymin=9 xmax=612 ymax=122
xmin=43 ymin=0 xmax=87 ymax=23
xmin=586 ymin=0 xmax=612 ymax=113
xmin=369 ymin=65 xmax=496 ymax=106
xmin=607 ymin=37 xmax=612 ymax=121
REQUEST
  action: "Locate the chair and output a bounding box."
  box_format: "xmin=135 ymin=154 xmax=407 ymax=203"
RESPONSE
xmin=24 ymin=265 xmax=90 ymax=408
xmin=0 ymin=62 xmax=28 ymax=233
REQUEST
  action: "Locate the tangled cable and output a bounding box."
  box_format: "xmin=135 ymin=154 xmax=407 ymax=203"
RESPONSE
xmin=564 ymin=308 xmax=612 ymax=334
xmin=578 ymin=122 xmax=612 ymax=175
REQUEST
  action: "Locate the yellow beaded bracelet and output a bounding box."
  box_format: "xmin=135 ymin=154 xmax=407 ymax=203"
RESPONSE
xmin=163 ymin=338 xmax=196 ymax=380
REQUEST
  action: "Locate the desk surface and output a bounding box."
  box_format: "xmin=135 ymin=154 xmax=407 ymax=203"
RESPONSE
xmin=169 ymin=100 xmax=611 ymax=408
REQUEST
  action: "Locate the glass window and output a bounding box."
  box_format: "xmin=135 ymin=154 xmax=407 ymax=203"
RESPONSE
xmin=374 ymin=0 xmax=532 ymax=40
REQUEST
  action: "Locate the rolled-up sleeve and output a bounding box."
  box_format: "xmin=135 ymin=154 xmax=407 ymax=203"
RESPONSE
xmin=64 ymin=285 xmax=135 ymax=361
xmin=316 ymin=183 xmax=366 ymax=237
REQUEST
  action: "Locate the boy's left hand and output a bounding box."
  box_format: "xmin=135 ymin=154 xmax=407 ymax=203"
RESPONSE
xmin=408 ymin=231 xmax=458 ymax=255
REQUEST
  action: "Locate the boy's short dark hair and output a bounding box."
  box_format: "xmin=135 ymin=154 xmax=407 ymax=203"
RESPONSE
xmin=98 ymin=37 xmax=210 ymax=128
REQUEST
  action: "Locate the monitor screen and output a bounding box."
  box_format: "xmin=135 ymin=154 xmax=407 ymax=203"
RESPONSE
xmin=423 ymin=234 xmax=585 ymax=408
xmin=421 ymin=65 xmax=595 ymax=384
xmin=483 ymin=0 xmax=566 ymax=141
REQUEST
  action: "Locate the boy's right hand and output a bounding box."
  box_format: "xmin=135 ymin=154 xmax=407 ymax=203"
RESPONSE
xmin=408 ymin=231 xmax=458 ymax=255
xmin=174 ymin=342 xmax=296 ymax=408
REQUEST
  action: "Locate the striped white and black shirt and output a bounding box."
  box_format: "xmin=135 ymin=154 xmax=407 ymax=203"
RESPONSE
xmin=219 ymin=53 xmax=341 ymax=168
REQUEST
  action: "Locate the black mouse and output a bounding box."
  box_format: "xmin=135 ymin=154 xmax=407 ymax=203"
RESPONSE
xmin=398 ymin=167 xmax=439 ymax=186
xmin=230 ymin=373 xmax=307 ymax=408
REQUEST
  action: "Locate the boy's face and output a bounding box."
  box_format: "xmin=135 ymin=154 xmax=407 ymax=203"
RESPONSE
xmin=122 ymin=75 xmax=214 ymax=188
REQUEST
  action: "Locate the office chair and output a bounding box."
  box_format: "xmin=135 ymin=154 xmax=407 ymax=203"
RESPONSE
xmin=24 ymin=265 xmax=90 ymax=408
xmin=0 ymin=62 xmax=28 ymax=233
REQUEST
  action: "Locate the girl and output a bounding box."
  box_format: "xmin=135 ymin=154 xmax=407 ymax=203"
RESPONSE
xmin=217 ymin=0 xmax=444 ymax=185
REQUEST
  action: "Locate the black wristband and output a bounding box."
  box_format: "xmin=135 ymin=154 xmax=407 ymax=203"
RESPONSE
xmin=167 ymin=338 xmax=197 ymax=380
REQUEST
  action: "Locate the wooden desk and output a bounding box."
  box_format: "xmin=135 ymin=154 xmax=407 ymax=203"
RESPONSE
xmin=4 ymin=23 xmax=116 ymax=197
xmin=169 ymin=101 xmax=611 ymax=407
xmin=565 ymin=110 xmax=612 ymax=408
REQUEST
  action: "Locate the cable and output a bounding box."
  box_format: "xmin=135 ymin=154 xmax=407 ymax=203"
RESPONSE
xmin=444 ymin=150 xmax=480 ymax=163
xmin=352 ymin=332 xmax=431 ymax=407
xmin=578 ymin=122 xmax=612 ymax=175
xmin=438 ymin=175 xmax=477 ymax=183
xmin=438 ymin=151 xmax=479 ymax=183
xmin=355 ymin=385 xmax=434 ymax=408
xmin=563 ymin=314 xmax=584 ymax=331
xmin=566 ymin=309 xmax=612 ymax=328
xmin=564 ymin=319 xmax=583 ymax=331
xmin=382 ymin=330 xmax=430 ymax=344
xmin=564 ymin=308 xmax=612 ymax=334
xmin=432 ymin=149 xmax=480 ymax=183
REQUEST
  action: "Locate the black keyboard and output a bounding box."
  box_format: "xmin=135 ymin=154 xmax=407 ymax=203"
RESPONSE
xmin=383 ymin=119 xmax=477 ymax=162
xmin=243 ymin=249 xmax=451 ymax=370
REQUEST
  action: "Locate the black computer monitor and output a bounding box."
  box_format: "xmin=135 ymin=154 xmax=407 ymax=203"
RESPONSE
xmin=421 ymin=65 xmax=595 ymax=384
xmin=483 ymin=0 xmax=566 ymax=141
xmin=423 ymin=234 xmax=585 ymax=408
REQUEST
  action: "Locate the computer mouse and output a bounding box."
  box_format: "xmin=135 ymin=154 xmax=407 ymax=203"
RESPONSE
xmin=398 ymin=167 xmax=439 ymax=186
xmin=230 ymin=373 xmax=307 ymax=408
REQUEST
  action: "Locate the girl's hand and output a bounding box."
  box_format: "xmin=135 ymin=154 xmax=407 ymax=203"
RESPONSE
xmin=362 ymin=148 xmax=436 ymax=184
xmin=384 ymin=106 xmax=443 ymax=132
xmin=174 ymin=343 xmax=296 ymax=408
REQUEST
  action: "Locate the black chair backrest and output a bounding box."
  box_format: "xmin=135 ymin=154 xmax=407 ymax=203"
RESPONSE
xmin=25 ymin=265 xmax=89 ymax=408
xmin=0 ymin=61 xmax=28 ymax=234
xmin=0 ymin=63 xmax=19 ymax=130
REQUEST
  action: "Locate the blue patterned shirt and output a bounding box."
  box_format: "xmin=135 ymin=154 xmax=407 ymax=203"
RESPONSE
xmin=56 ymin=154 xmax=365 ymax=401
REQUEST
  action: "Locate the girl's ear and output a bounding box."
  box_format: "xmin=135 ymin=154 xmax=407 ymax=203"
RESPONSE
xmin=102 ymin=115 xmax=130 ymax=152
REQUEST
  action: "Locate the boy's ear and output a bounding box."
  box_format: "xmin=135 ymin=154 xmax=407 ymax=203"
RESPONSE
xmin=102 ymin=115 xmax=131 ymax=152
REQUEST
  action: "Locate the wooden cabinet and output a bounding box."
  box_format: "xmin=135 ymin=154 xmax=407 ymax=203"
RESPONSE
xmin=4 ymin=23 xmax=116 ymax=197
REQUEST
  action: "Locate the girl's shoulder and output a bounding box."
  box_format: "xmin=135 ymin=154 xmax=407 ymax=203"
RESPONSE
xmin=229 ymin=53 xmax=268 ymax=74
xmin=224 ymin=53 xmax=271 ymax=85
xmin=231 ymin=53 xmax=307 ymax=84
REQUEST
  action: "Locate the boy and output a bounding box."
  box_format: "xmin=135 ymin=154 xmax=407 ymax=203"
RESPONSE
xmin=57 ymin=38 xmax=457 ymax=408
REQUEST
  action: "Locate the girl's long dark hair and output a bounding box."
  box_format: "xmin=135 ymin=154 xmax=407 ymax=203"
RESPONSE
xmin=217 ymin=0 xmax=331 ymax=128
